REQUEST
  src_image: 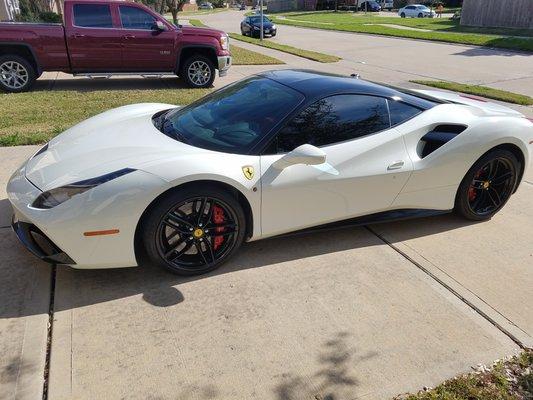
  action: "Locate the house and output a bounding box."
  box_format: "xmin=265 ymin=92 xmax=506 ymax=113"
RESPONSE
xmin=0 ymin=0 xmax=19 ymax=21
xmin=461 ymin=0 xmax=532 ymax=29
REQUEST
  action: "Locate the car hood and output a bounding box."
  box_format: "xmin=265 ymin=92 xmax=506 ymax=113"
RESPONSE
xmin=24 ymin=103 xmax=208 ymax=191
xmin=250 ymin=21 xmax=275 ymax=28
xmin=181 ymin=25 xmax=226 ymax=38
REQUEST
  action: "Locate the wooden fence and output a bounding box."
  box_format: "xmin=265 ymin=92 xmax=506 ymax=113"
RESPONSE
xmin=461 ymin=0 xmax=533 ymax=29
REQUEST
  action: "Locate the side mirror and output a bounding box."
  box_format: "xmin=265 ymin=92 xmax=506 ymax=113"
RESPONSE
xmin=273 ymin=144 xmax=326 ymax=170
xmin=153 ymin=21 xmax=167 ymax=31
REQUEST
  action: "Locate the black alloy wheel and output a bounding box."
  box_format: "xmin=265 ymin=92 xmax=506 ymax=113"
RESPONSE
xmin=455 ymin=149 xmax=519 ymax=221
xmin=142 ymin=187 xmax=246 ymax=275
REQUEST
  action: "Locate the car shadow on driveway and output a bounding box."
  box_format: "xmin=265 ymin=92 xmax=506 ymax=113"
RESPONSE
xmin=0 ymin=212 xmax=482 ymax=319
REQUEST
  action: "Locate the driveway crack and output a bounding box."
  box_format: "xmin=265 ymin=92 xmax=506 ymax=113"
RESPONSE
xmin=42 ymin=265 xmax=56 ymax=400
xmin=365 ymin=225 xmax=527 ymax=349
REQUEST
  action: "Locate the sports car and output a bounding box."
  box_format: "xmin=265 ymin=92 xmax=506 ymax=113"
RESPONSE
xmin=7 ymin=70 xmax=532 ymax=275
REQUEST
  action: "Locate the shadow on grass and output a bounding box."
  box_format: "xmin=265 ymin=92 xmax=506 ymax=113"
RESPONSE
xmin=33 ymin=76 xmax=190 ymax=93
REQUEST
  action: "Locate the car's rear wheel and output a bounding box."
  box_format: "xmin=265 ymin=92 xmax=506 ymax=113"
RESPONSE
xmin=180 ymin=55 xmax=216 ymax=88
xmin=400 ymin=12 xmax=406 ymax=17
xmin=0 ymin=55 xmax=36 ymax=93
xmin=142 ymin=187 xmax=246 ymax=275
xmin=455 ymin=149 xmax=519 ymax=221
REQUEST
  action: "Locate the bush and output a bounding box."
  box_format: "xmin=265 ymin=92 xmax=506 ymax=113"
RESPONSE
xmin=38 ymin=11 xmax=62 ymax=23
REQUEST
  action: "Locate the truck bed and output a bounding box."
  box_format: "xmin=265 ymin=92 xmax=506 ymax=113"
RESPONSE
xmin=0 ymin=22 xmax=69 ymax=72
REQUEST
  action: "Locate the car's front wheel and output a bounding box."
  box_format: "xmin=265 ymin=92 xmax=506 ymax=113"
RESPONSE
xmin=418 ymin=12 xmax=424 ymax=17
xmin=400 ymin=12 xmax=406 ymax=17
xmin=142 ymin=186 xmax=246 ymax=275
xmin=455 ymin=149 xmax=520 ymax=221
xmin=180 ymin=55 xmax=216 ymax=88
xmin=0 ymin=55 xmax=37 ymax=93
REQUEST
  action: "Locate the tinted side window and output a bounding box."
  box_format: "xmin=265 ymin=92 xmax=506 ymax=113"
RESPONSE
xmin=276 ymin=95 xmax=390 ymax=153
xmin=120 ymin=6 xmax=156 ymax=30
xmin=388 ymin=100 xmax=421 ymax=126
xmin=73 ymin=4 xmax=113 ymax=28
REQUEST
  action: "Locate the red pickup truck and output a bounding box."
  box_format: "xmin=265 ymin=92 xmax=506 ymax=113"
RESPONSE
xmin=0 ymin=0 xmax=232 ymax=92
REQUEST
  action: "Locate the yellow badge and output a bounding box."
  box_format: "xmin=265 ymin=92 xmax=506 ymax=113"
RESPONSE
xmin=242 ymin=166 xmax=254 ymax=180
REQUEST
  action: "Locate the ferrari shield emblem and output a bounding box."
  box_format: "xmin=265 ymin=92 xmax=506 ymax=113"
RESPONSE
xmin=242 ymin=166 xmax=254 ymax=180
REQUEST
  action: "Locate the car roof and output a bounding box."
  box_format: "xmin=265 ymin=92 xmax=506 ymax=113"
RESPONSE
xmin=256 ymin=69 xmax=438 ymax=109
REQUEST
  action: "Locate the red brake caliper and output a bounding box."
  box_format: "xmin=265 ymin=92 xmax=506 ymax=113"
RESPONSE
xmin=212 ymin=205 xmax=226 ymax=251
xmin=469 ymin=169 xmax=483 ymax=201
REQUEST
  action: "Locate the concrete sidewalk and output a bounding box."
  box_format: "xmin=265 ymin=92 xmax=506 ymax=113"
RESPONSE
xmin=0 ymin=146 xmax=50 ymax=400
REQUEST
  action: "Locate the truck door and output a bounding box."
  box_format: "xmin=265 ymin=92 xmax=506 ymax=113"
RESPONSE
xmin=65 ymin=3 xmax=122 ymax=71
xmin=118 ymin=5 xmax=176 ymax=72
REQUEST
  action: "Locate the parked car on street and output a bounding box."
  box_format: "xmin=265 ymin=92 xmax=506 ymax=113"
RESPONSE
xmin=240 ymin=15 xmax=276 ymax=37
xmin=359 ymin=1 xmax=381 ymax=11
xmin=0 ymin=0 xmax=231 ymax=92
xmin=376 ymin=0 xmax=393 ymax=10
xmin=7 ymin=70 xmax=531 ymax=275
xmin=198 ymin=3 xmax=214 ymax=9
xmin=398 ymin=4 xmax=436 ymax=17
xmin=239 ymin=3 xmax=246 ymax=10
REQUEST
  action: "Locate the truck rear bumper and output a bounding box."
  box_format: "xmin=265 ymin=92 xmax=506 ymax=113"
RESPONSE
xmin=217 ymin=55 xmax=232 ymax=77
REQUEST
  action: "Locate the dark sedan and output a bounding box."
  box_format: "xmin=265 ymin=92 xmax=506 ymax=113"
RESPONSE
xmin=240 ymin=15 xmax=277 ymax=37
xmin=359 ymin=1 xmax=381 ymax=11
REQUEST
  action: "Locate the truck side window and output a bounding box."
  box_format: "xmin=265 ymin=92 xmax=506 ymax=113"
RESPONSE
xmin=119 ymin=6 xmax=157 ymax=30
xmin=73 ymin=4 xmax=113 ymax=28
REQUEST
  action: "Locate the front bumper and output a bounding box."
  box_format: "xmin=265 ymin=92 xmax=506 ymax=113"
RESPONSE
xmin=12 ymin=217 xmax=75 ymax=265
xmin=217 ymin=55 xmax=232 ymax=77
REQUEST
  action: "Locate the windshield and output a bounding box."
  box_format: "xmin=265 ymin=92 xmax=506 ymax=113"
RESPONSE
xmin=159 ymin=77 xmax=304 ymax=154
xmin=249 ymin=16 xmax=271 ymax=24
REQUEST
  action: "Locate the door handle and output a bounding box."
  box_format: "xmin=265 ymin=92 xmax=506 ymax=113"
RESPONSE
xmin=74 ymin=33 xmax=85 ymax=38
xmin=387 ymin=160 xmax=404 ymax=170
xmin=123 ymin=34 xmax=136 ymax=40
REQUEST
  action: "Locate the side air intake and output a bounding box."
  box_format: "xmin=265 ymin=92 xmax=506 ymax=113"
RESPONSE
xmin=418 ymin=124 xmax=467 ymax=158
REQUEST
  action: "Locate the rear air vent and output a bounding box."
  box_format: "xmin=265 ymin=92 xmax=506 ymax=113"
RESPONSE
xmin=418 ymin=124 xmax=467 ymax=158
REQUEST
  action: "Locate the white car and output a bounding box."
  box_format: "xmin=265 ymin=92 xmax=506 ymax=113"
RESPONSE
xmin=377 ymin=0 xmax=393 ymax=10
xmin=7 ymin=70 xmax=532 ymax=275
xmin=399 ymin=4 xmax=435 ymax=17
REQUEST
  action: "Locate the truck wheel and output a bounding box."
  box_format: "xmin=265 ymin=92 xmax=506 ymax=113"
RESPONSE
xmin=180 ymin=55 xmax=216 ymax=89
xmin=0 ymin=55 xmax=37 ymax=93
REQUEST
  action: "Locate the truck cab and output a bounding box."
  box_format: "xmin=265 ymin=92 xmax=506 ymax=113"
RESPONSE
xmin=0 ymin=0 xmax=231 ymax=92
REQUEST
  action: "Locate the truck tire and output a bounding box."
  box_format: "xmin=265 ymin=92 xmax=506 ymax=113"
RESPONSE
xmin=180 ymin=55 xmax=216 ymax=89
xmin=0 ymin=55 xmax=37 ymax=93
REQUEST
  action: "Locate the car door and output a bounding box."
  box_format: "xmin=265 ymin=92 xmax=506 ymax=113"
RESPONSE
xmin=66 ymin=2 xmax=123 ymax=71
xmin=259 ymin=94 xmax=413 ymax=238
xmin=118 ymin=5 xmax=176 ymax=72
xmin=407 ymin=5 xmax=416 ymax=16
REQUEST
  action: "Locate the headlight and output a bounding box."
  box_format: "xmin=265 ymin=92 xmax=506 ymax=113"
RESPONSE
xmin=271 ymin=24 xmax=276 ymax=29
xmin=32 ymin=168 xmax=135 ymax=209
xmin=220 ymin=35 xmax=229 ymax=50
xmin=253 ymin=26 xmax=260 ymax=30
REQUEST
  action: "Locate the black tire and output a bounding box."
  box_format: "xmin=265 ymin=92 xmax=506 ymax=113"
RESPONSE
xmin=141 ymin=186 xmax=246 ymax=276
xmin=0 ymin=54 xmax=37 ymax=93
xmin=418 ymin=12 xmax=423 ymax=17
xmin=400 ymin=12 xmax=406 ymax=17
xmin=455 ymin=149 xmax=520 ymax=221
xmin=180 ymin=54 xmax=216 ymax=89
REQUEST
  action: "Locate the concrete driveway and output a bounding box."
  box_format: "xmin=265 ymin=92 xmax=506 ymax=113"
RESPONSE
xmin=1 ymin=143 xmax=531 ymax=399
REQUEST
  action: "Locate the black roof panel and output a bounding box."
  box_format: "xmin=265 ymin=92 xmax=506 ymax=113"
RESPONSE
xmin=257 ymin=69 xmax=438 ymax=109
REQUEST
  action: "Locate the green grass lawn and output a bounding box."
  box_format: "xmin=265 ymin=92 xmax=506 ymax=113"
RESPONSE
xmin=270 ymin=12 xmax=533 ymax=52
xmin=187 ymin=19 xmax=284 ymax=65
xmin=228 ymin=33 xmax=341 ymax=62
xmin=0 ymin=88 xmax=210 ymax=147
xmin=411 ymin=80 xmax=533 ymax=106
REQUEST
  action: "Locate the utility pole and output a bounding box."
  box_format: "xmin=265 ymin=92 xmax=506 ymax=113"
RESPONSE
xmin=260 ymin=0 xmax=264 ymax=41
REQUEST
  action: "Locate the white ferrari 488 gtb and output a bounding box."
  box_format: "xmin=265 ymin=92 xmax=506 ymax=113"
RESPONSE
xmin=7 ymin=70 xmax=532 ymax=275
